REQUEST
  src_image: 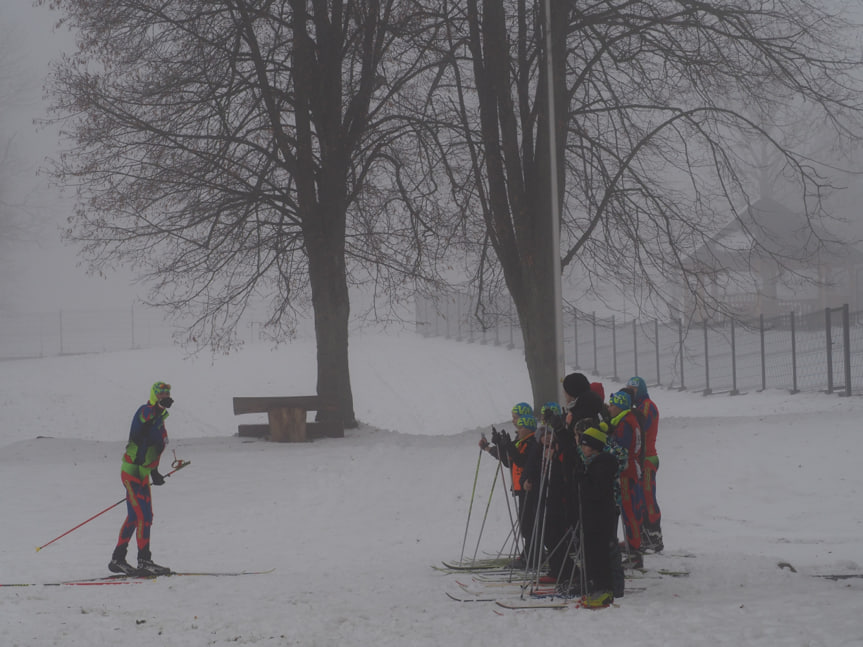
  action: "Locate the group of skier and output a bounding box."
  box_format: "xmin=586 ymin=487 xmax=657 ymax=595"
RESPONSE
xmin=478 ymin=372 xmax=662 ymax=608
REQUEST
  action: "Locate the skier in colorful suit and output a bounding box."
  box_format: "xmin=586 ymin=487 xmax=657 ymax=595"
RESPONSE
xmin=109 ymin=381 xmax=173 ymax=576
xmin=627 ymin=376 xmax=663 ymax=552
xmin=607 ymin=390 xmax=646 ymax=568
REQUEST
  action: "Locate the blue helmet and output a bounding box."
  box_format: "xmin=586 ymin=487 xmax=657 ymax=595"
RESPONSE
xmin=512 ymin=402 xmax=534 ymax=417
xmin=609 ymin=391 xmax=632 ymax=411
xmin=540 ymin=401 xmax=562 ymax=418
xmin=626 ymin=376 xmax=648 ymax=404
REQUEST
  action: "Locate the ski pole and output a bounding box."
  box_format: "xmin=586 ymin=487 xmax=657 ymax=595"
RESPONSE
xmin=459 ymin=438 xmax=485 ymax=565
xmin=469 ymin=458 xmax=500 ymax=564
xmin=36 ymin=457 xmax=190 ymax=552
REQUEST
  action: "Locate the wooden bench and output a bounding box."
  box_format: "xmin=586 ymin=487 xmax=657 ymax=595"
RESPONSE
xmin=232 ymin=396 xmax=344 ymax=442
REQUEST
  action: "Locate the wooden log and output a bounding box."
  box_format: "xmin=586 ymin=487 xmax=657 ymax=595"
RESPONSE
xmin=237 ymin=423 xmax=270 ymax=438
xmin=233 ymin=396 xmax=323 ymax=415
xmin=306 ymin=420 xmax=345 ymax=439
xmin=268 ymin=407 xmax=306 ymax=442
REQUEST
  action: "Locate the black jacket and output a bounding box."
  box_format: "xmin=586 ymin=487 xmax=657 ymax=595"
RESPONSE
xmin=575 ymin=451 xmax=619 ymax=535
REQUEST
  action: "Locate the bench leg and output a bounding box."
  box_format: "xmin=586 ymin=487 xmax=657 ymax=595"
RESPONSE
xmin=268 ymin=407 xmax=307 ymax=442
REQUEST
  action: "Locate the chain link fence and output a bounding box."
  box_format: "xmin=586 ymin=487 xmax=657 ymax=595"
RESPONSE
xmin=0 ymin=304 xmax=179 ymax=359
xmin=7 ymin=296 xmax=859 ymax=397
xmin=416 ymin=293 xmax=862 ymax=396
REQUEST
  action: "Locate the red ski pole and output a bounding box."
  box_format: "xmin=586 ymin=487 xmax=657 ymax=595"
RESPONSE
xmin=36 ymin=457 xmax=191 ymax=552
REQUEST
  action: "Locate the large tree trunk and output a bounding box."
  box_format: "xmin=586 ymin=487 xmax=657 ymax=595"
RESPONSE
xmin=510 ymin=163 xmax=561 ymax=409
xmin=306 ymin=228 xmax=357 ymax=428
xmin=465 ymin=0 xmax=568 ymax=409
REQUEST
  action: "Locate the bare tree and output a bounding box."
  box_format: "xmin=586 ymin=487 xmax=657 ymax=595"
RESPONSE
xmin=41 ymin=0 xmax=452 ymax=426
xmin=435 ymin=0 xmax=863 ymax=404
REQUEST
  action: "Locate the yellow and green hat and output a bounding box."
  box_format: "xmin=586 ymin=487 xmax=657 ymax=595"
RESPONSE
xmin=580 ymin=426 xmax=607 ymax=451
xmin=149 ymin=381 xmax=172 ymax=405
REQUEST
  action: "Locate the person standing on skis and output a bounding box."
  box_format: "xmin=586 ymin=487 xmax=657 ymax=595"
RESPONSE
xmin=109 ymin=381 xmax=173 ymax=576
xmin=480 ymin=412 xmax=540 ymax=569
xmin=575 ymin=424 xmax=620 ymax=608
xmin=626 ymin=376 xmax=663 ymax=552
xmin=607 ymin=390 xmax=646 ymax=568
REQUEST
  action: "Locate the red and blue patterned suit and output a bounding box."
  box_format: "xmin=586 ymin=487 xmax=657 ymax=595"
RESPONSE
xmin=115 ymin=402 xmax=168 ymax=560
xmin=638 ymin=396 xmax=661 ymax=533
xmin=610 ymin=409 xmax=645 ymax=552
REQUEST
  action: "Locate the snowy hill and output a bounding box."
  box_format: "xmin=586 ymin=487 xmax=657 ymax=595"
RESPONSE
xmin=1 ymin=332 xmax=861 ymax=646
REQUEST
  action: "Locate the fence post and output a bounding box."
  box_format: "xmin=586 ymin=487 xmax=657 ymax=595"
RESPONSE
xmin=455 ymin=294 xmax=463 ymax=342
xmin=703 ymin=320 xmax=711 ymax=395
xmin=573 ymin=310 xmax=579 ymax=369
xmin=759 ymin=314 xmax=766 ymax=392
xmin=825 ymin=307 xmax=833 ymax=394
xmin=508 ymin=301 xmax=515 ymax=350
xmin=632 ymin=320 xmax=638 ymax=377
xmin=790 ymin=311 xmax=799 ymax=394
xmin=654 ymin=320 xmax=661 ymax=386
xmin=678 ymin=318 xmax=686 ymax=391
xmin=611 ymin=315 xmax=619 ymax=381
xmin=730 ymin=318 xmax=739 ymax=395
xmin=843 ymin=303 xmax=852 ymax=397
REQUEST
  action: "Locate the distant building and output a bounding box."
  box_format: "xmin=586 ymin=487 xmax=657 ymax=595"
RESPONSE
xmin=679 ymin=197 xmax=863 ymax=320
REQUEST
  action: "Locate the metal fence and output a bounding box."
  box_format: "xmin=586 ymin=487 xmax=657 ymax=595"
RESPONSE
xmin=7 ymin=296 xmax=859 ymax=397
xmin=0 ymin=305 xmax=304 ymax=360
xmin=416 ymin=293 xmax=863 ymax=396
xmin=0 ymin=304 xmax=179 ymax=359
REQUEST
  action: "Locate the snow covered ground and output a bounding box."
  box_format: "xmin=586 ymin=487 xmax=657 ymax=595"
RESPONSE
xmin=1 ymin=331 xmax=862 ymax=646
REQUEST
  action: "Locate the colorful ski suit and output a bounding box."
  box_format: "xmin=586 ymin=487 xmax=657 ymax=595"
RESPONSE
xmin=115 ymin=402 xmax=168 ymax=560
xmin=610 ymin=409 xmax=645 ymax=552
xmin=628 ymin=377 xmax=662 ymax=537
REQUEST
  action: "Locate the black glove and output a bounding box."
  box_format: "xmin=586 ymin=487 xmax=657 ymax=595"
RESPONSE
xmin=159 ymin=397 xmax=174 ymax=409
xmin=150 ymin=469 xmax=165 ymax=486
xmin=554 ymin=425 xmax=575 ymax=451
xmin=491 ymin=427 xmax=502 ymax=445
xmin=547 ymin=413 xmax=566 ymax=433
xmin=572 ymin=454 xmax=586 ymax=477
xmin=497 ymin=429 xmax=513 ymax=450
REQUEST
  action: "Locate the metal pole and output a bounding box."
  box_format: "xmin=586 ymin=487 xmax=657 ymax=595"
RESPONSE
xmin=654 ymin=320 xmax=661 ymax=386
xmin=730 ymin=318 xmax=738 ymax=395
xmin=703 ymin=320 xmax=711 ymax=395
xmin=843 ymin=303 xmax=852 ymax=396
xmin=456 ymin=294 xmax=463 ymax=342
xmin=509 ymin=301 xmax=515 ymax=350
xmin=612 ymin=315 xmax=618 ymax=381
xmin=760 ymin=314 xmax=766 ymax=391
xmin=459 ymin=446 xmax=484 ymax=565
xmin=37 ymin=459 xmax=191 ymax=552
xmin=573 ymin=310 xmax=579 ymax=369
xmin=790 ymin=311 xmax=799 ymax=394
xmin=678 ymin=318 xmax=686 ymax=391
xmin=592 ymin=312 xmax=598 ymax=374
xmin=825 ymin=307 xmax=833 ymax=394
xmin=632 ymin=320 xmax=638 ymax=378
xmin=543 ymin=0 xmax=565 ymax=402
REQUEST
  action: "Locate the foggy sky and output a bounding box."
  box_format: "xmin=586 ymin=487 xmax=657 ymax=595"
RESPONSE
xmin=3 ymin=2 xmax=863 ymax=316
xmin=1 ymin=3 xmax=140 ymax=313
